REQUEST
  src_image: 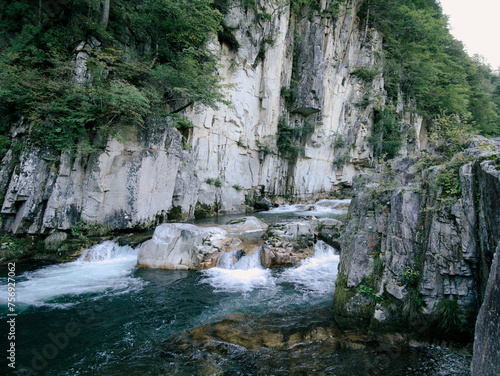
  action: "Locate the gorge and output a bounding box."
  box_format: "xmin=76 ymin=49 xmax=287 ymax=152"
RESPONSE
xmin=0 ymin=0 xmax=499 ymax=375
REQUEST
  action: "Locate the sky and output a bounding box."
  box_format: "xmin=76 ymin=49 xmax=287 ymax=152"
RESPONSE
xmin=439 ymin=0 xmax=500 ymax=70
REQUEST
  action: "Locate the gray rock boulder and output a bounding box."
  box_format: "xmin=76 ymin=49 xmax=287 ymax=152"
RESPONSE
xmin=218 ymin=217 xmax=268 ymax=234
xmin=137 ymin=223 xmax=233 ymax=270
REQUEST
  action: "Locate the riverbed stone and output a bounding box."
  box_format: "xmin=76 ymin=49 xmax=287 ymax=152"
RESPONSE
xmin=218 ymin=216 xmax=268 ymax=234
xmin=137 ymin=223 xmax=232 ymax=270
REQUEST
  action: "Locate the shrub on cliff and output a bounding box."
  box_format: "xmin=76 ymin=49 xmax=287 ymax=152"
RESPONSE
xmin=0 ymin=0 xmax=229 ymax=153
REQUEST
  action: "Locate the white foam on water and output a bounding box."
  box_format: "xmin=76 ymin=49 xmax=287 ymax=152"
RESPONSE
xmin=278 ymin=241 xmax=340 ymax=295
xmin=200 ymin=241 xmax=340 ymax=297
xmin=200 ymin=248 xmax=275 ymax=293
xmin=264 ymin=199 xmax=351 ymax=215
xmin=0 ymin=241 xmax=144 ymax=308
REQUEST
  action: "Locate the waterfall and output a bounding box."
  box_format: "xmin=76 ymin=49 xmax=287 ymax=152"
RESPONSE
xmin=200 ymin=246 xmax=275 ymax=293
xmin=0 ymin=241 xmax=144 ymax=309
xmin=262 ymin=198 xmax=351 ymax=215
xmin=278 ymin=241 xmax=340 ymax=295
xmin=216 ymin=248 xmax=262 ymax=270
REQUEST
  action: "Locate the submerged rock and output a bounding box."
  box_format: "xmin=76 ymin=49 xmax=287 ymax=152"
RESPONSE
xmin=218 ymin=216 xmax=268 ymax=234
xmin=254 ymin=199 xmax=272 ymax=212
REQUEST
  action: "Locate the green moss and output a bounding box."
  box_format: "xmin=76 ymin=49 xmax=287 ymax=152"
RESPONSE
xmin=167 ymin=205 xmax=183 ymax=220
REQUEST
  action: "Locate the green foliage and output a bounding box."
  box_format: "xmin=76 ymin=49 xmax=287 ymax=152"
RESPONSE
xmin=217 ymin=22 xmax=240 ymax=52
xmin=331 ymin=132 xmax=347 ymax=149
xmin=351 ymin=67 xmax=379 ymax=83
xmin=257 ymin=12 xmax=272 ymax=21
xmin=434 ymin=154 xmax=472 ymax=198
xmin=236 ymin=138 xmax=246 ymax=148
xmin=0 ymin=0 xmax=229 ymax=152
xmin=357 ymin=0 xmax=500 ymax=136
xmin=368 ymin=108 xmax=402 ymax=160
xmin=433 ymin=298 xmax=462 ymax=333
xmin=232 ymin=184 xmax=244 ymax=191
xmin=281 ymin=84 xmax=298 ymax=109
xmin=400 ymin=265 xmax=420 ymax=287
xmin=276 ymin=116 xmax=314 ymax=160
xmin=244 ymin=194 xmax=256 ymax=206
xmin=333 ymin=154 xmax=351 ymax=170
xmin=0 ymin=236 xmax=30 ymax=259
xmin=71 ymin=220 xmax=113 ymax=238
xmin=436 ymin=165 xmax=461 ymax=197
xmin=0 ymin=135 xmax=12 ymax=160
xmin=172 ymin=115 xmax=195 ymax=130
xmin=205 ymin=177 xmax=222 ymax=187
xmin=428 ymin=114 xmax=471 ymax=157
xmin=359 ymin=283 xmax=383 ymax=302
xmin=253 ymin=37 xmax=275 ymax=67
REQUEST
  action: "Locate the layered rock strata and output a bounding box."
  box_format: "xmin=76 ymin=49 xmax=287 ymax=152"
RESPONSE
xmin=0 ymin=0 xmax=424 ymax=235
xmin=333 ymin=139 xmax=500 ymax=337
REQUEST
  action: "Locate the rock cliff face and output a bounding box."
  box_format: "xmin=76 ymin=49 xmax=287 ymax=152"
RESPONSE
xmin=0 ymin=0 xmax=421 ymax=235
xmin=471 ymin=243 xmax=500 ymax=376
xmin=333 ymin=138 xmax=500 ymax=338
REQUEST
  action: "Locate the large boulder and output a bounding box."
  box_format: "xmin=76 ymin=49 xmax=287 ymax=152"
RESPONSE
xmin=137 ymin=223 xmax=236 ymax=270
xmin=218 ymin=217 xmax=268 ymax=234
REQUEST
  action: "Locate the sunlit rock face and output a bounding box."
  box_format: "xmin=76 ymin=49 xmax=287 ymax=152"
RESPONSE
xmin=1 ymin=0 xmax=421 ymax=234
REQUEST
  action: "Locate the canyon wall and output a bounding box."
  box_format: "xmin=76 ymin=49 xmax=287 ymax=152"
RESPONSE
xmin=0 ymin=0 xmax=422 ymax=234
xmin=333 ymin=138 xmax=500 ymax=339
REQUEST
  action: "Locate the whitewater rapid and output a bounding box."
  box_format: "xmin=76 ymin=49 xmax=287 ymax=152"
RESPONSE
xmin=1 ymin=199 xmax=347 ymax=311
xmin=200 ymin=241 xmax=340 ymax=295
xmin=0 ymin=241 xmax=145 ymax=309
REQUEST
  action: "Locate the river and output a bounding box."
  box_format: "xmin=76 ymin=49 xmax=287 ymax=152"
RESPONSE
xmin=0 ymin=200 xmax=421 ymax=375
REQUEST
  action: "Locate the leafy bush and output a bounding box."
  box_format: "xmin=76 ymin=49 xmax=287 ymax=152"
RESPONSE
xmin=0 ymin=135 xmax=12 ymax=160
xmin=0 ymin=0 xmax=230 ymax=153
xmin=276 ymin=116 xmax=314 ymax=160
xmin=351 ymin=67 xmax=378 ymax=82
xmin=400 ymin=265 xmax=420 ymax=287
xmin=333 ymin=154 xmax=351 ymax=169
xmin=368 ymin=108 xmax=402 ymax=160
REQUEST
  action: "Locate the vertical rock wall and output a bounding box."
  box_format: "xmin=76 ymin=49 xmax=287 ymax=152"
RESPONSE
xmin=333 ymin=140 xmax=500 ymax=339
xmin=0 ymin=0 xmax=419 ymax=234
xmin=471 ymin=243 xmax=500 ymax=376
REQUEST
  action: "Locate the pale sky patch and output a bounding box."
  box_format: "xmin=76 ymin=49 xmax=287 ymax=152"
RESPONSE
xmin=439 ymin=0 xmax=500 ymax=70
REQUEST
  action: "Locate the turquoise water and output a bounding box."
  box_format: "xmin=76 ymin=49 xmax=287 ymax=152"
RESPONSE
xmin=0 ymin=202 xmax=420 ymax=375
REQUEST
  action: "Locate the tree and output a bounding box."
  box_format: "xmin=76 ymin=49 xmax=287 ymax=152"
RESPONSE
xmin=100 ymin=0 xmax=110 ymax=30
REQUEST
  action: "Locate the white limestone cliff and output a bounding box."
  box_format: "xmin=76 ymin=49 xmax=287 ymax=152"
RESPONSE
xmin=0 ymin=0 xmax=424 ymax=233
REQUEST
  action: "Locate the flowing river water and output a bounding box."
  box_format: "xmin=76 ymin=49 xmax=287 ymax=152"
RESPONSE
xmin=0 ymin=200 xmax=422 ymax=375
